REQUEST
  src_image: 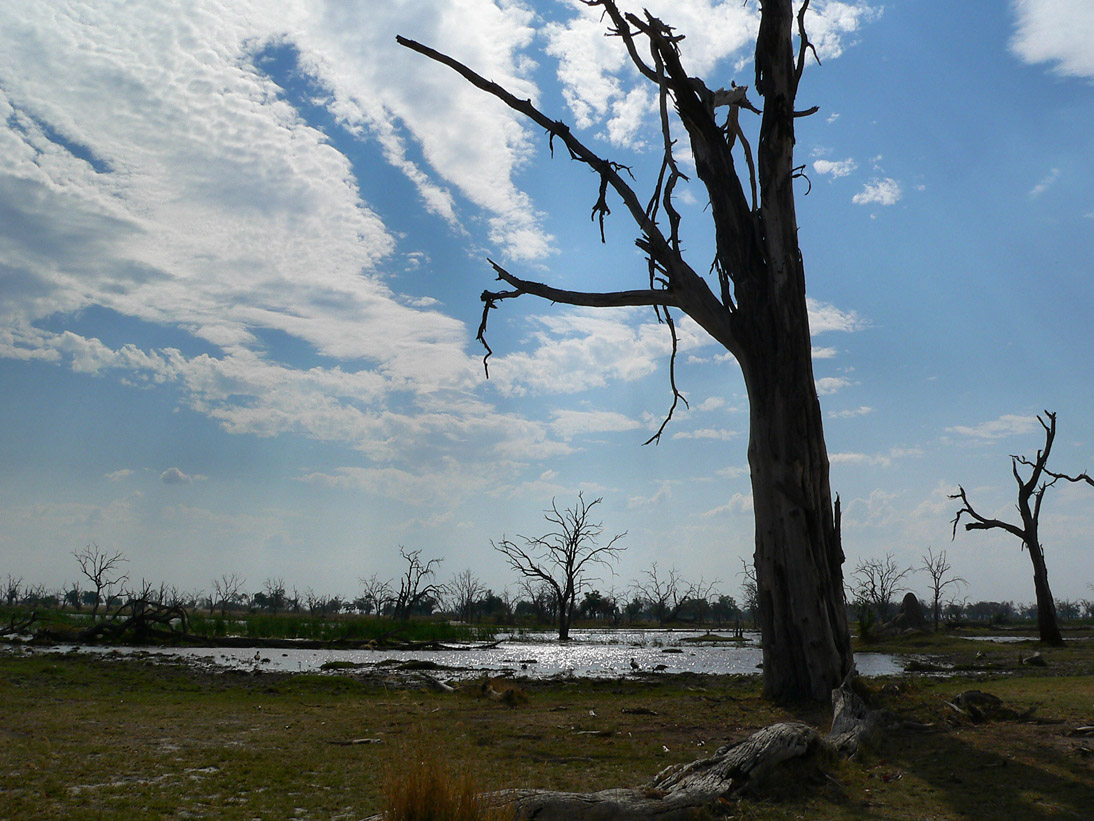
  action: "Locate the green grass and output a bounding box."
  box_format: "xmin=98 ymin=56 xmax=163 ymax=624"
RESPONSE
xmin=1 ymin=633 xmax=1092 ymax=819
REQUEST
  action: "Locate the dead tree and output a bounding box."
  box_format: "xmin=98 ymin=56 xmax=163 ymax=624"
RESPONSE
xmin=951 ymin=411 xmax=1064 ymax=646
xmin=850 ymin=553 xmax=912 ymax=622
xmin=400 ymin=0 xmax=852 ymax=700
xmin=210 ymin=573 xmax=246 ymax=617
xmin=494 ymin=493 xmax=625 ymax=641
xmin=448 ymin=568 xmax=486 ymax=623
xmin=920 ymin=547 xmax=966 ymax=631
xmin=392 ymin=547 xmax=443 ymax=620
xmin=72 ymin=544 xmax=128 ymax=619
xmin=631 ymin=562 xmax=683 ymax=625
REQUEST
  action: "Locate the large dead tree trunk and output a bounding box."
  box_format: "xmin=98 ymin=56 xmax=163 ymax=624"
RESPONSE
xmin=952 ymin=410 xmax=1064 ymax=646
xmin=399 ymin=0 xmax=852 ymax=701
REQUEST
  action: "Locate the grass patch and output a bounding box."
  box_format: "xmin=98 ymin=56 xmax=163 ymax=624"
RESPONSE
xmin=2 ymin=637 xmax=1092 ymax=819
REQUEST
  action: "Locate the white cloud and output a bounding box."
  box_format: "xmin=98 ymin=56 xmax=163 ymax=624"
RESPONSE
xmin=815 ymin=376 xmax=854 ymax=395
xmin=702 ymin=491 xmax=753 ymax=517
xmin=160 ymin=467 xmax=205 ymax=485
xmin=829 ymin=451 xmax=891 ymax=467
xmin=1010 ymin=0 xmax=1094 ymax=79
xmin=946 ymin=414 xmax=1039 ymax=440
xmin=813 ymin=158 xmax=858 ymax=178
xmin=488 ymin=308 xmax=709 ymax=396
xmin=1029 ymin=167 xmax=1061 ymax=198
xmin=105 ymin=469 xmax=134 ymax=482
xmin=807 ymin=299 xmax=867 ymax=334
xmin=549 ymin=409 xmax=641 ymax=439
xmin=852 ymin=177 xmax=903 ymax=206
xmin=628 ymin=481 xmax=675 ymax=508
xmin=542 ymin=0 xmax=877 ymax=148
xmin=671 ymin=428 xmax=739 ymax=441
xmin=828 ymin=406 xmax=873 ymax=419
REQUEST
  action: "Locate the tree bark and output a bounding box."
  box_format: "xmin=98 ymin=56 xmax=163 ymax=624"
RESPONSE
xmin=399 ymin=0 xmax=853 ymax=702
xmin=730 ymin=0 xmax=853 ymax=701
xmin=1030 ymin=546 xmax=1063 ymax=646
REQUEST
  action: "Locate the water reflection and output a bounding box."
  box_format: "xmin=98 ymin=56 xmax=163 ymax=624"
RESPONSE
xmin=26 ymin=628 xmax=903 ymax=678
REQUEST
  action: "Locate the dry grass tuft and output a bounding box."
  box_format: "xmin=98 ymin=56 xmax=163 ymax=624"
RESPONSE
xmin=382 ymin=737 xmax=513 ymax=821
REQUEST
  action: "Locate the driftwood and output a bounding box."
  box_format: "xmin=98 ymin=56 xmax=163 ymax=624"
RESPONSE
xmin=365 ymin=680 xmax=883 ymax=820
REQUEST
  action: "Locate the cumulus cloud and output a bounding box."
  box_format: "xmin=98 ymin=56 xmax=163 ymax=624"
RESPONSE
xmin=946 ymin=414 xmax=1039 ymax=440
xmin=702 ymin=491 xmax=753 ymax=517
xmin=807 ymin=299 xmax=867 ymax=334
xmin=488 ymin=308 xmax=709 ymax=397
xmin=160 ymin=467 xmax=205 ymax=485
xmin=1010 ymin=0 xmax=1094 ymax=79
xmin=815 ymin=376 xmax=854 ymax=395
xmin=852 ymin=178 xmax=903 ymax=206
xmin=542 ymin=0 xmax=878 ymax=147
xmin=813 ymin=158 xmax=858 ymax=178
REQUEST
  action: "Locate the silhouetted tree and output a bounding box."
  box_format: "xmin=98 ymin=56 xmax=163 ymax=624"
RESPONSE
xmin=392 ymin=547 xmax=443 ymax=621
xmin=401 ymin=0 xmax=852 ymax=701
xmin=73 ymin=544 xmax=128 ymax=619
xmin=951 ymin=411 xmax=1065 ymax=645
xmin=211 ymin=573 xmax=246 ymax=617
xmin=920 ymin=547 xmax=966 ymax=631
xmin=358 ymin=573 xmax=393 ymax=616
xmin=494 ymin=493 xmax=625 ymax=641
xmin=850 ymin=553 xmax=912 ymax=621
xmin=448 ymin=569 xmax=486 ymax=623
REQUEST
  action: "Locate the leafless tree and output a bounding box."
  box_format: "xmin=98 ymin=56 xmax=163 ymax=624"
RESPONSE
xmin=448 ymin=569 xmax=486 ymax=623
xmin=951 ymin=410 xmax=1065 ymax=645
xmin=4 ymin=574 xmax=21 ymax=607
xmin=358 ymin=573 xmax=393 ymax=616
xmin=850 ymin=553 xmax=912 ymax=621
xmin=517 ymin=578 xmax=557 ymax=624
xmin=631 ymin=563 xmax=682 ymax=624
xmin=737 ymin=557 xmax=758 ymax=621
xmin=392 ymin=547 xmax=443 ymax=620
xmin=920 ymin=547 xmax=966 ymax=631
xmin=211 ymin=573 xmax=247 ymax=617
xmin=73 ymin=544 xmax=128 ymax=619
xmin=401 ymin=0 xmax=852 ymax=700
xmin=494 ymin=493 xmax=625 ymax=641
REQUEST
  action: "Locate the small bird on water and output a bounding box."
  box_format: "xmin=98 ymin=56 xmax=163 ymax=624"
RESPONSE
xmin=630 ymin=658 xmax=640 ymax=671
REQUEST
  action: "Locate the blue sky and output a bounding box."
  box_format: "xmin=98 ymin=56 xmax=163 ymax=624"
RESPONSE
xmin=1 ymin=0 xmax=1092 ymax=607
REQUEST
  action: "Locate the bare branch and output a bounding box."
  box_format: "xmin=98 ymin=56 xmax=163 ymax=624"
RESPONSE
xmin=1043 ymin=468 xmax=1094 ymax=488
xmin=643 ymin=307 xmax=689 ymax=445
xmin=487 ymin=260 xmax=679 ymax=310
xmin=794 ymin=0 xmax=822 ymax=85
xmin=949 ymin=485 xmax=1024 ymax=542
xmin=395 ymin=34 xmax=671 ymax=261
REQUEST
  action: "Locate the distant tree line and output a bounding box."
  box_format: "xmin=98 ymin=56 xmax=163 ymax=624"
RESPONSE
xmin=4 ymin=542 xmax=1093 ymax=638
